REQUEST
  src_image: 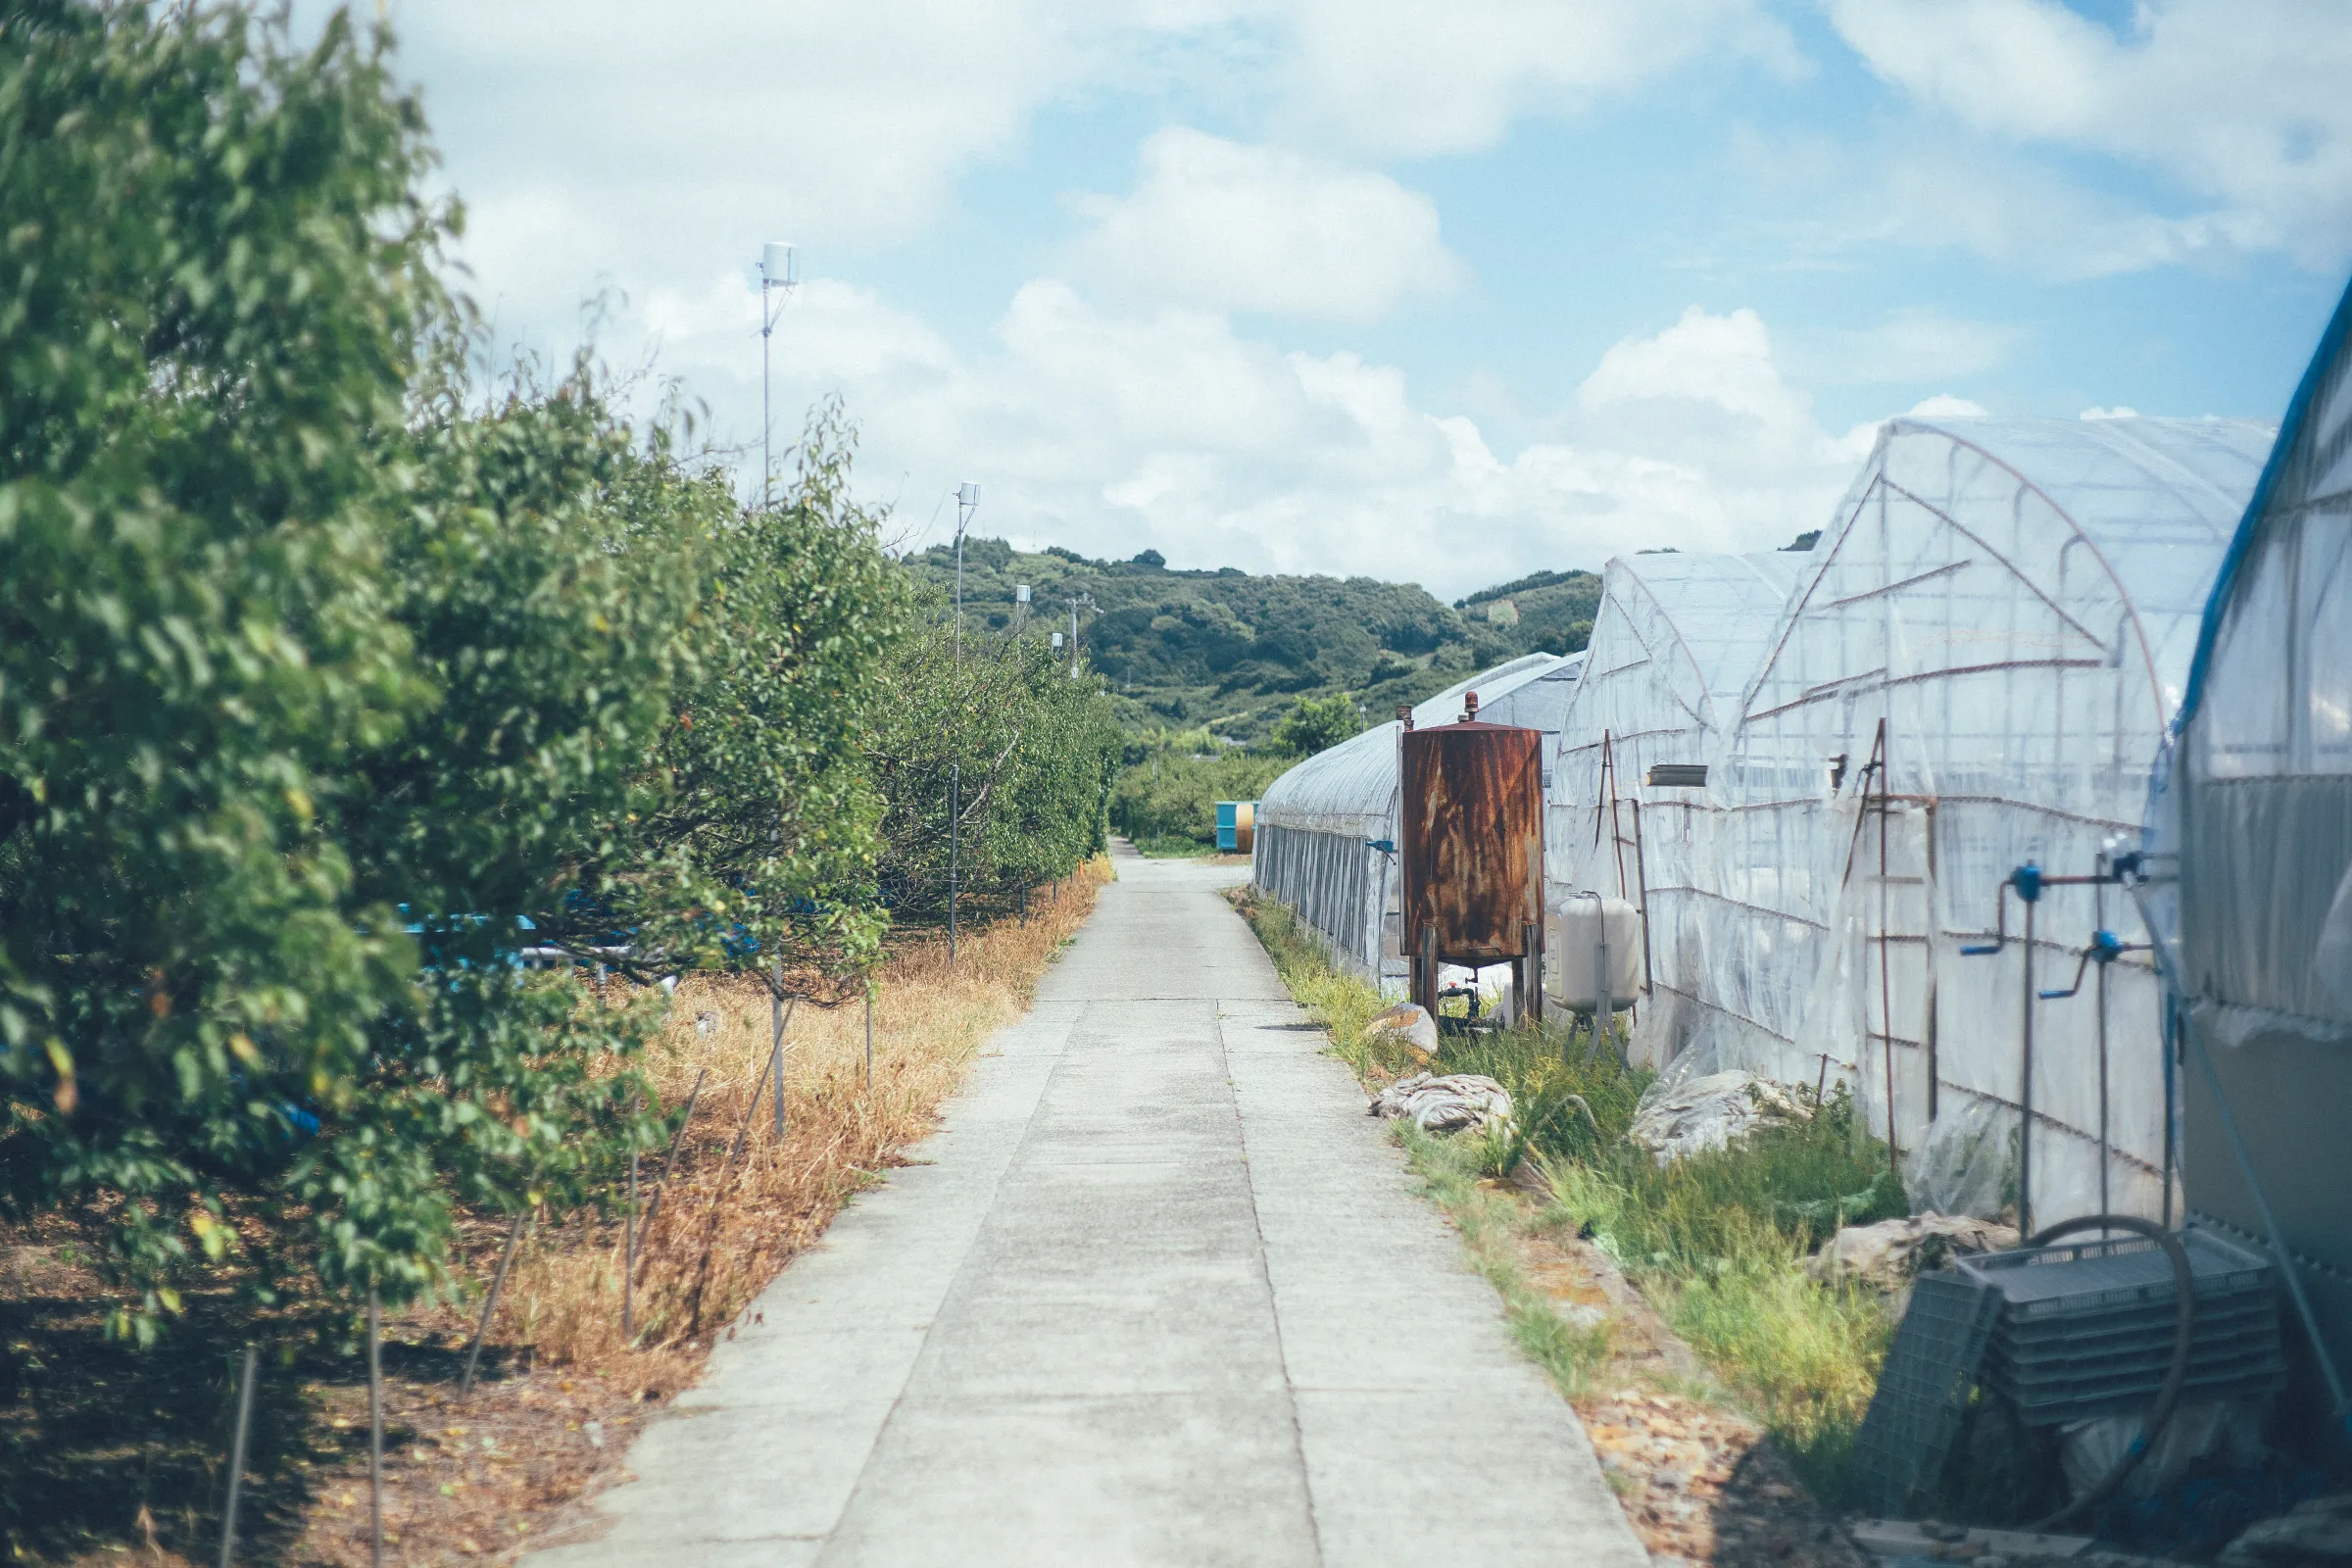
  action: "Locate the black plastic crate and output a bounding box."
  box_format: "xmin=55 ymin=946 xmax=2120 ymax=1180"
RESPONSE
xmin=1853 ymin=1271 xmax=2004 ymax=1515
xmin=1962 ymin=1226 xmax=2281 ymax=1428
xmin=1991 ymin=1306 xmax=2279 ymax=1374
xmin=1956 ymin=1228 xmax=2272 ymax=1320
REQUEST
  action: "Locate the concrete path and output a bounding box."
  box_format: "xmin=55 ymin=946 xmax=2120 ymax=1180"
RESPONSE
xmin=529 ymin=853 xmax=1647 ymax=1567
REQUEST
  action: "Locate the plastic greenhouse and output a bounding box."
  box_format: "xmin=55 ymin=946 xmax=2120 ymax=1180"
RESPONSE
xmin=1546 ymin=551 xmax=1805 ymax=1015
xmin=2144 ymin=277 xmax=2352 ymax=1392
xmin=1603 ymin=416 xmax=2274 ymax=1230
xmin=1253 ymin=653 xmax=1584 ymax=980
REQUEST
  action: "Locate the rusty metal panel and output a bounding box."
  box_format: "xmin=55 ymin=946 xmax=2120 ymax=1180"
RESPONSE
xmin=1401 ymin=720 xmax=1544 ymax=964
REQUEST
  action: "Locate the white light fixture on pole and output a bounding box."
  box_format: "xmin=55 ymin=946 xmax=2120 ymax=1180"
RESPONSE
xmin=760 ymin=241 xmax=799 ymax=512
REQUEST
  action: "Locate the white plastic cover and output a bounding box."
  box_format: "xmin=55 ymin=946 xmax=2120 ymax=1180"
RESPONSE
xmin=1546 ymin=552 xmax=1804 ymax=1055
xmin=2142 ymin=280 xmax=2352 ymax=1379
xmin=2156 ymin=283 xmax=2352 ymax=1030
xmin=1584 ymin=416 xmax=2272 ymax=1229
xmin=1253 ymin=653 xmax=1583 ymax=975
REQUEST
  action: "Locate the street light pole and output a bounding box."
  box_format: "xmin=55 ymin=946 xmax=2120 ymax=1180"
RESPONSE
xmin=948 ymin=481 xmax=978 ymax=964
xmin=759 ymin=241 xmax=798 ymax=512
xmin=953 ymin=481 xmax=979 ymax=666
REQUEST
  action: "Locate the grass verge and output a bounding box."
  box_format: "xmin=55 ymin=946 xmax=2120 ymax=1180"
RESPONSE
xmin=1227 ymin=883 xmax=1897 ymax=1508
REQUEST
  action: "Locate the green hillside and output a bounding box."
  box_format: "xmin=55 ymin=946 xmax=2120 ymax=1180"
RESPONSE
xmin=902 ymin=541 xmax=1600 ymax=742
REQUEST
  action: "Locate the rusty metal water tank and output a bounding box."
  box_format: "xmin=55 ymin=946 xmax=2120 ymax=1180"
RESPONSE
xmin=1399 ymin=692 xmax=1545 ymax=1018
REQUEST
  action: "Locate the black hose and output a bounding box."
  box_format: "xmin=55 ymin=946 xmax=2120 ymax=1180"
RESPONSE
xmin=2023 ymin=1214 xmax=2198 ymax=1534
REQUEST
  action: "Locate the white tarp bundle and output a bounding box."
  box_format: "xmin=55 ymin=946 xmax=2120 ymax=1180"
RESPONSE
xmin=1568 ymin=416 xmax=2274 ymax=1231
xmin=2145 ymin=278 xmax=2352 ymax=1379
xmin=1253 ymin=653 xmax=1582 ymax=977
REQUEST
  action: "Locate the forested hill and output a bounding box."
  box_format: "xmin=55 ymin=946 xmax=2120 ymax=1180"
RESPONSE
xmin=901 ymin=541 xmax=1601 ymax=742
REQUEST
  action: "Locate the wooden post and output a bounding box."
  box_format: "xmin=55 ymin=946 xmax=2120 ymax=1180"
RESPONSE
xmin=461 ymin=1214 xmax=525 ymax=1398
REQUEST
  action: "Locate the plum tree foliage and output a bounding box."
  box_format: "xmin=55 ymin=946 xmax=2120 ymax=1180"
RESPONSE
xmin=0 ymin=2 xmax=1108 ymax=1333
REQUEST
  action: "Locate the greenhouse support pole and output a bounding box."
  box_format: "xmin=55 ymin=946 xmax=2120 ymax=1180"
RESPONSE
xmin=1876 ymin=718 xmax=1898 ymax=1170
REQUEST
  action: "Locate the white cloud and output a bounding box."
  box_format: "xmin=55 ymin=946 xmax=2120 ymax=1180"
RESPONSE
xmin=1068 ymin=130 xmax=1459 ymax=320
xmin=1908 ymin=394 xmax=1990 ymax=417
xmin=1275 ymin=0 xmax=1800 ymax=156
xmin=639 ymin=290 xmax=1885 ymax=596
xmin=1827 ymin=0 xmax=2352 ymax=270
xmin=2080 ymin=405 xmax=2140 ymax=419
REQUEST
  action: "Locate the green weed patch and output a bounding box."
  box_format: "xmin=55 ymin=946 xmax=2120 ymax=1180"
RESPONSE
xmin=1230 ymin=885 xmax=1898 ymax=1506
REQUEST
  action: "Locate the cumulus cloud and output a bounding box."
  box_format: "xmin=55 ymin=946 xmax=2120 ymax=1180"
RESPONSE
xmin=1068 ymin=130 xmax=1459 ymax=320
xmin=1826 ymin=0 xmax=2352 ymax=270
xmin=622 ymin=285 xmax=1893 ymax=598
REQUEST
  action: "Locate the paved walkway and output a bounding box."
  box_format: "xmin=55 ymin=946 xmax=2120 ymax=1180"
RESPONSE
xmin=529 ymin=853 xmax=1646 ymax=1567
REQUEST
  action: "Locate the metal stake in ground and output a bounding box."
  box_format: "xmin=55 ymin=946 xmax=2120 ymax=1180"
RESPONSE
xmin=218 ymin=1344 xmax=258 ymax=1568
xmin=623 ymin=1143 xmax=639 ymax=1342
xmin=630 ymin=1067 xmax=710 ymax=1280
xmin=771 ymin=972 xmax=795 ymax=1142
xmin=864 ymin=984 xmax=874 ymax=1091
xmin=367 ymin=1286 xmax=385 ymax=1568
xmin=462 ymin=1214 xmax=526 ymax=1399
xmin=948 ymin=759 xmax=959 ymax=964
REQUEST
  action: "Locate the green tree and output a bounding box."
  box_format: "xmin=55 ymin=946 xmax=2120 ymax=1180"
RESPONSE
xmin=867 ymin=616 xmax=1118 ymax=915
xmin=0 ymin=1 xmax=442 ymax=1328
xmin=0 ymin=5 xmax=918 ymax=1327
xmin=1272 ymin=690 xmax=1363 ymax=756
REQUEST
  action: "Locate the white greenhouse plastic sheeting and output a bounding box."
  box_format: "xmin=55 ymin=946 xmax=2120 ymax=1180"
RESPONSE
xmin=1548 ymin=551 xmax=1803 ymax=956
xmin=1253 ymin=653 xmax=1584 ymax=977
xmin=1608 ymin=416 xmax=2274 ymax=1232
xmin=2146 ymin=279 xmax=2352 ymax=1382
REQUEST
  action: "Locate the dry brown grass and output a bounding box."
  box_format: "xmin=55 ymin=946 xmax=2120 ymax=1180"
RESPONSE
xmin=477 ymin=857 xmax=1112 ymax=1369
xmin=0 ymin=861 xmax=1108 ymax=1567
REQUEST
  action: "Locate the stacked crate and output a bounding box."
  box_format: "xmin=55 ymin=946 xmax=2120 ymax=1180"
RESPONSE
xmin=1961 ymin=1227 xmax=2283 ymax=1425
xmin=1853 ymin=1226 xmax=2283 ymax=1515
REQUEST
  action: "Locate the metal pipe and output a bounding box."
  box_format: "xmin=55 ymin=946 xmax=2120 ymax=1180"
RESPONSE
xmin=2021 ymin=896 xmax=2036 ymax=1239
xmin=2096 ymin=955 xmax=2111 ymax=1221
xmin=1877 ymin=721 xmax=1899 ymax=1170
xmin=218 ymin=1345 xmax=257 ymax=1568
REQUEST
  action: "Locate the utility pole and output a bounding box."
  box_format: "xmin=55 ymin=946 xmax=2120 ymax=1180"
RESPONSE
xmin=759 ymin=242 xmax=797 ymax=512
xmin=949 ymin=482 xmax=978 ymax=963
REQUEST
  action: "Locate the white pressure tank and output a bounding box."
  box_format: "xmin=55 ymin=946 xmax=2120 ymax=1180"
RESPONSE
xmin=1544 ymin=896 xmax=1643 ymax=1012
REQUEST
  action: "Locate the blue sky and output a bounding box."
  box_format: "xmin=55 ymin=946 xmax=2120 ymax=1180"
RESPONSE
xmin=356 ymin=0 xmax=2352 ymax=600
